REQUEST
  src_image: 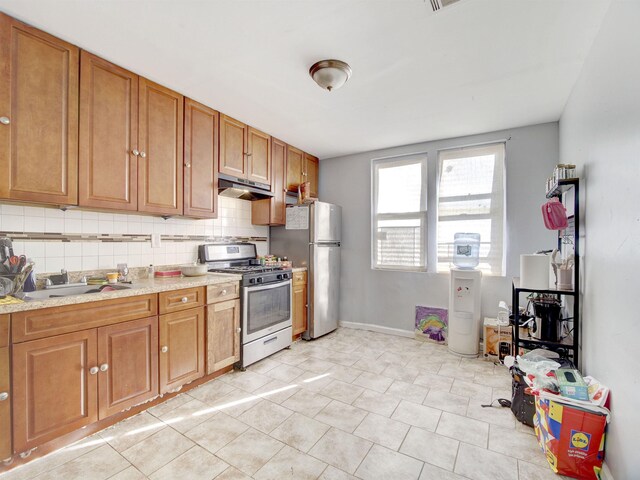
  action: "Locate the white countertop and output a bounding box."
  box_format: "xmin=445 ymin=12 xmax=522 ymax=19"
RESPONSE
xmin=0 ymin=273 xmax=242 ymax=314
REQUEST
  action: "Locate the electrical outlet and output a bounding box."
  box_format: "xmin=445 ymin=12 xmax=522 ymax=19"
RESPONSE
xmin=151 ymin=233 xmax=161 ymax=248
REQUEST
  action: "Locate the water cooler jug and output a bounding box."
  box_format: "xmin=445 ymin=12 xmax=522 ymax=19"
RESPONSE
xmin=448 ymin=268 xmax=482 ymax=357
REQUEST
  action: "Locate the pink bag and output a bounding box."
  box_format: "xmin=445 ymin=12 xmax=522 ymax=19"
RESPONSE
xmin=541 ymin=198 xmax=568 ymax=230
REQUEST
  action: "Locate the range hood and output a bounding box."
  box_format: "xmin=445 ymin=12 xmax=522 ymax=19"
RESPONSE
xmin=218 ymin=174 xmax=274 ymax=201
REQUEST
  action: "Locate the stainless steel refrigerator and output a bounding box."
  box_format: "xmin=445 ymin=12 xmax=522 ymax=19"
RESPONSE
xmin=270 ymin=202 xmax=341 ymax=339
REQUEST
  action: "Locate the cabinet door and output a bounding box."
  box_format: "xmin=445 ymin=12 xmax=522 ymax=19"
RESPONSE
xmin=12 ymin=330 xmax=98 ymax=453
xmin=219 ymin=114 xmax=247 ymax=178
xmin=159 ymin=307 xmax=205 ymax=393
xmin=0 ymin=346 xmax=10 ymax=460
xmin=97 ymin=317 xmax=159 ymax=419
xmin=207 ymin=299 xmax=240 ymax=374
xmin=251 ymin=137 xmax=287 ymax=226
xmin=271 ymin=138 xmax=287 ymax=224
xmin=247 ymin=127 xmax=271 ymax=186
xmin=305 ymin=153 xmax=319 ymax=198
xmin=0 ymin=13 xmax=79 ymax=205
xmin=184 ymin=98 xmax=219 ymax=218
xmin=138 ymin=78 xmax=184 ymax=215
xmin=79 ymin=51 xmax=138 ymax=211
xmin=292 ymin=282 xmax=308 ymax=337
xmin=286 ymin=145 xmax=303 ymax=192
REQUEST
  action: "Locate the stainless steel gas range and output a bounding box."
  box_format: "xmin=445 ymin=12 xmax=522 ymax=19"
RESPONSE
xmin=198 ymin=243 xmax=292 ymax=369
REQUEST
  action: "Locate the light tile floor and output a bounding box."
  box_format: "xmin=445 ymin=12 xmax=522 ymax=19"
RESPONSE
xmin=0 ymin=327 xmax=565 ymax=480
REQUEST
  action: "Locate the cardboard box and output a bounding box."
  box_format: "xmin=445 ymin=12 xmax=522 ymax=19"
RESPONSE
xmin=483 ymin=317 xmax=512 ymax=362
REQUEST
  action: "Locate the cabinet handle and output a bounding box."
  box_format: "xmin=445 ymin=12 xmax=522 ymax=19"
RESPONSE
xmin=181 ymin=296 xmax=188 ymax=303
xmin=236 ymin=327 xmax=242 ymax=333
xmin=221 ymin=289 xmax=227 ymax=295
xmin=132 ymin=149 xmax=140 ymax=156
xmin=0 ymin=392 xmax=8 ymax=401
xmin=161 ymin=345 xmax=169 ymax=353
xmin=100 ymin=363 xmax=109 ymax=372
xmin=89 ymin=366 xmax=99 ymax=375
xmin=140 ymin=151 xmax=147 ymax=158
xmin=0 ymin=117 xmax=10 ymax=125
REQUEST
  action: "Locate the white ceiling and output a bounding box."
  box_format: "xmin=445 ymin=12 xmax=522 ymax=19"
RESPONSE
xmin=0 ymin=0 xmax=611 ymax=159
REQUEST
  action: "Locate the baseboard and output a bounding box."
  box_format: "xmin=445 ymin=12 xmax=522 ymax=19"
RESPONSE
xmin=339 ymin=321 xmax=414 ymax=338
xmin=600 ymin=462 xmax=614 ymax=480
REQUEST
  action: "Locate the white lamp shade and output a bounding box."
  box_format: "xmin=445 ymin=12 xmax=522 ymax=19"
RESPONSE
xmin=309 ymin=60 xmax=352 ymax=91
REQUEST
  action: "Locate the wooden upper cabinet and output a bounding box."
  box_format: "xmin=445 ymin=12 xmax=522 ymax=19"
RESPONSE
xmin=97 ymin=317 xmax=158 ymax=419
xmin=184 ymin=98 xmax=219 ymax=218
xmin=0 ymin=13 xmax=79 ymax=205
xmin=138 ymin=78 xmax=183 ymax=215
xmin=219 ymin=114 xmax=247 ymax=178
xmin=305 ymin=153 xmax=319 ymax=198
xmin=79 ymin=51 xmax=138 ymax=211
xmin=252 ymin=137 xmax=286 ymax=226
xmin=286 ymin=146 xmax=303 ymax=192
xmin=247 ymin=127 xmax=271 ymax=186
xmin=12 ymin=330 xmax=98 ymax=453
xmin=159 ymin=307 xmax=205 ymax=393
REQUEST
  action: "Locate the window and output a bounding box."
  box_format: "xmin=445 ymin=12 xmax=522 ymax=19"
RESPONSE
xmin=372 ymin=154 xmax=427 ymax=271
xmin=437 ymin=143 xmax=506 ymax=275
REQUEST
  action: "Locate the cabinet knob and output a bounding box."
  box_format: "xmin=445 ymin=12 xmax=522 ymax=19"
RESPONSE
xmin=100 ymin=363 xmax=109 ymax=372
xmin=89 ymin=366 xmax=99 ymax=375
xmin=161 ymin=345 xmax=169 ymax=353
xmin=140 ymin=151 xmax=147 ymax=158
xmin=185 ymin=163 xmax=191 ymax=168
xmin=0 ymin=117 xmax=10 ymax=125
xmin=132 ymin=149 xmax=140 ymax=156
xmin=236 ymin=327 xmax=242 ymax=333
xmin=181 ymin=296 xmax=188 ymax=303
xmin=221 ymin=289 xmax=227 ymax=295
xmin=0 ymin=392 xmax=8 ymax=401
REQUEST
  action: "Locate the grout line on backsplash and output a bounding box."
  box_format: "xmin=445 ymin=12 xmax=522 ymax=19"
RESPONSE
xmin=0 ymin=232 xmax=268 ymax=243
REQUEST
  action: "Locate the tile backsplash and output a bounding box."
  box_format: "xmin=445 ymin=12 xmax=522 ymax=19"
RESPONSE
xmin=0 ymin=197 xmax=268 ymax=274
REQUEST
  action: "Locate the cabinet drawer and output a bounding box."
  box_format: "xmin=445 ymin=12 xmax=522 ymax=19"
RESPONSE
xmin=12 ymin=294 xmax=158 ymax=343
xmin=206 ymin=282 xmax=239 ymax=304
xmin=159 ymin=287 xmax=205 ymax=314
xmin=0 ymin=315 xmax=9 ymax=348
xmin=293 ymin=271 xmax=307 ymax=285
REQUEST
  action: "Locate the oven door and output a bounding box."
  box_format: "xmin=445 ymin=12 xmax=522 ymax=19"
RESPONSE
xmin=242 ymin=280 xmax=292 ymax=344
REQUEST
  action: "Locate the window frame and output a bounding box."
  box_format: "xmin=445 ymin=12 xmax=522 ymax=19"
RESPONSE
xmin=371 ymin=153 xmax=428 ymax=272
xmin=436 ymin=142 xmax=506 ymax=276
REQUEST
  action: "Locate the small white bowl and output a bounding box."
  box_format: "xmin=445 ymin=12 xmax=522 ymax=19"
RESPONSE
xmin=181 ymin=264 xmax=208 ymax=277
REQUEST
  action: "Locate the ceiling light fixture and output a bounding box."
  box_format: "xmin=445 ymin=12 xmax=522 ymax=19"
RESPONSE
xmin=309 ymin=59 xmax=352 ymax=92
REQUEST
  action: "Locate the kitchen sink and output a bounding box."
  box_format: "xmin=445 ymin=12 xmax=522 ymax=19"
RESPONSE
xmin=23 ymin=284 xmax=132 ymax=300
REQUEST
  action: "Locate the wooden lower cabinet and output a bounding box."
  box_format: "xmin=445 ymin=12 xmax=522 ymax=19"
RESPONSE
xmin=292 ymin=271 xmax=308 ymax=338
xmin=159 ymin=307 xmax=205 ymax=393
xmin=12 ymin=330 xmax=98 ymax=453
xmin=207 ymin=299 xmax=240 ymax=374
xmin=97 ymin=317 xmax=159 ymax=418
xmin=0 ymin=346 xmax=11 ymax=460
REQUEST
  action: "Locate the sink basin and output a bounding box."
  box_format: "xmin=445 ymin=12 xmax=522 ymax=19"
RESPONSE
xmin=23 ymin=285 xmax=131 ymax=300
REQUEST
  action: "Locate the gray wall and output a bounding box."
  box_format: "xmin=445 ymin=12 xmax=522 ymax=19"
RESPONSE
xmin=319 ymin=122 xmax=558 ymax=332
xmin=559 ymin=1 xmax=639 ymax=477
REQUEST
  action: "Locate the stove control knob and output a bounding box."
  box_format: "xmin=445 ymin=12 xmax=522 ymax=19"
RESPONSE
xmin=282 ymin=273 xmax=289 ymax=279
xmin=249 ymin=278 xmax=256 ymax=284
xmin=257 ymin=277 xmax=263 ymax=284
xmin=277 ymin=274 xmax=283 ymax=280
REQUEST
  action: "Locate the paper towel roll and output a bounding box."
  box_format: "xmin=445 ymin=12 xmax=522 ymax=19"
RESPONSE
xmin=520 ymin=254 xmax=550 ymax=289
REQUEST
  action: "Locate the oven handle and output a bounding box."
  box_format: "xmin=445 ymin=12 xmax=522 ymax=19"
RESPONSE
xmin=244 ymin=279 xmax=291 ymax=292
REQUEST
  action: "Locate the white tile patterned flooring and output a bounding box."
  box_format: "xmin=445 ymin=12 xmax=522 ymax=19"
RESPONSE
xmin=0 ymin=327 xmax=563 ymax=480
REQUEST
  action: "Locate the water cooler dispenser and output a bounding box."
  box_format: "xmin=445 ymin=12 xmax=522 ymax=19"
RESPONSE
xmin=447 ymin=233 xmax=482 ymax=357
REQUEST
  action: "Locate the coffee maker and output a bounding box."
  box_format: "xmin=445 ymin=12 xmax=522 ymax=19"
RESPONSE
xmin=532 ymin=299 xmax=562 ymax=342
